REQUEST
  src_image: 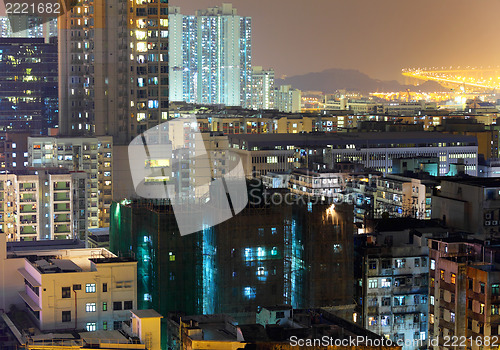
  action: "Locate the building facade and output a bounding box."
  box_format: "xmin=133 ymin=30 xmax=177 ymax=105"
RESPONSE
xmin=227 ymin=132 xmax=478 ymax=177
xmin=168 ymin=4 xmax=251 ymax=107
xmin=274 ymin=85 xmax=301 ymax=113
xmin=28 ymin=136 xmax=113 ymax=230
xmin=251 ymin=66 xmax=274 ymax=110
xmin=0 ymin=234 xmax=137 ymax=333
xmin=364 ymin=245 xmax=429 ymax=350
xmin=58 ymin=0 xmax=168 ymax=143
xmin=109 ymin=200 xmax=354 ymax=317
xmin=0 ymin=169 xmax=87 ymax=241
xmin=428 ymin=239 xmax=500 ymax=350
xmin=0 ymin=38 xmax=58 ymax=134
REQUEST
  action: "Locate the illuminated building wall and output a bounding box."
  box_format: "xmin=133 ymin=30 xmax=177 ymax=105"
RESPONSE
xmin=0 ymin=38 xmax=58 ymax=134
xmin=168 ymin=4 xmax=252 ymax=107
xmin=109 ymin=200 xmax=354 ymax=317
xmin=27 ymin=136 xmax=113 ymax=231
xmin=0 ymin=16 xmax=58 ymax=41
xmin=58 ymin=0 xmax=168 ymax=143
xmin=251 ymin=66 xmax=274 ymax=110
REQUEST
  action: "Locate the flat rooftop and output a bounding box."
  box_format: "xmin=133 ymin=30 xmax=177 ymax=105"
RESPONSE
xmin=228 ymin=131 xmax=478 ymax=148
xmin=7 ymin=239 xmax=85 ymax=254
xmin=440 ymin=177 xmax=500 ymax=188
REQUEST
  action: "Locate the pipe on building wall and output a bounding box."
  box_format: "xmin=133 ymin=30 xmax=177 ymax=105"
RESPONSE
xmin=74 ymin=289 xmax=77 ymax=330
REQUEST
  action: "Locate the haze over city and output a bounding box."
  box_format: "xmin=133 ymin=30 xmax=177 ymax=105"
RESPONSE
xmin=174 ymin=0 xmax=500 ymax=81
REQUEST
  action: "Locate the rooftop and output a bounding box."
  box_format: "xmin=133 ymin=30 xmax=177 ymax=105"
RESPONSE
xmin=228 ymin=131 xmax=477 ymax=148
xmin=131 ymin=310 xmax=163 ymax=319
xmin=440 ymin=177 xmax=500 ymax=188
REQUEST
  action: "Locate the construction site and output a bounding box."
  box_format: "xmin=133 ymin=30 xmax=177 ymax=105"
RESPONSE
xmin=109 ymin=198 xmax=355 ymax=324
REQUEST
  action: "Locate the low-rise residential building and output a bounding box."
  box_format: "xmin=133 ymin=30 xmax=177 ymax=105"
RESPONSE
xmin=0 ymin=309 xmax=162 ymax=350
xmin=289 ymin=168 xmax=345 ymax=200
xmin=167 ymin=306 xmax=402 ymax=350
xmin=432 ymin=178 xmax=500 ymax=239
xmin=0 ymin=233 xmax=137 ymax=333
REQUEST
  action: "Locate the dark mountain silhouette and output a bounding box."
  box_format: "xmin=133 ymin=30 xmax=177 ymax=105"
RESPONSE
xmin=275 ymin=68 xmax=448 ymax=94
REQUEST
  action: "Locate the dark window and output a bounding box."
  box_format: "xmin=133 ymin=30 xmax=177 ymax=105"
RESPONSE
xmin=113 ymin=321 xmax=122 ymax=330
xmin=276 ymin=311 xmax=285 ymax=318
xmin=480 ymin=283 xmax=485 ymax=294
xmin=468 ymin=278 xmax=473 ymax=290
xmin=103 ymin=283 xmax=107 ymax=292
xmin=62 ymin=287 xmax=71 ymax=298
xmin=468 ymin=318 xmax=472 ymax=330
xmin=369 ymin=261 xmax=377 ymax=270
xmin=113 ymin=301 xmax=122 ymax=310
xmin=124 ymin=301 xmax=133 ymax=310
xmin=73 ymin=284 xmax=81 ymax=291
xmin=468 ymin=299 xmax=473 ymax=310
xmin=62 ymin=311 xmax=71 ymax=322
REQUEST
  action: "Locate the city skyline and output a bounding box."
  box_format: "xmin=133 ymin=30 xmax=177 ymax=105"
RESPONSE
xmin=174 ymin=0 xmax=500 ymax=82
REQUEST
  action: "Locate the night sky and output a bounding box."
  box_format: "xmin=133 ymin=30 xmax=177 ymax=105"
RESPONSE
xmin=173 ymin=0 xmax=500 ymax=82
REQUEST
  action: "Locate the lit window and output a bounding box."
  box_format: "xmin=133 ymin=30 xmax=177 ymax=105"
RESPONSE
xmin=86 ymin=322 xmax=96 ymax=331
xmin=451 ymin=273 xmax=456 ymax=284
xmin=169 ymin=252 xmax=175 ymax=261
xmin=244 ymin=286 xmax=256 ymax=299
xmin=86 ymin=283 xmax=96 ymax=293
xmin=86 ymin=303 xmax=96 ymax=312
xmin=368 ymin=279 xmax=378 ymax=288
xmin=381 ymin=278 xmax=391 ymax=288
xmin=430 ymin=259 xmax=435 ymax=270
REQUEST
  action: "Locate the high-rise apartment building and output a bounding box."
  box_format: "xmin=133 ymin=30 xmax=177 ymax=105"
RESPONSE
xmin=28 ymin=136 xmax=113 ymax=230
xmin=0 ymin=16 xmax=57 ymax=41
xmin=58 ymin=0 xmax=168 ymax=143
xmin=169 ymin=4 xmax=252 ymax=107
xmin=0 ymin=38 xmax=58 ymax=134
xmin=0 ymin=169 xmax=87 ymax=241
xmin=274 ymin=85 xmax=301 ymax=113
xmin=251 ymin=66 xmax=274 ymax=110
xmin=428 ymin=239 xmax=500 ymax=350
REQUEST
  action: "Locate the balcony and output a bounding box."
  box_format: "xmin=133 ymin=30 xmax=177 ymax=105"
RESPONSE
xmin=53 ymin=182 xmax=70 ymax=191
xmin=20 ymin=205 xmax=36 ymax=213
xmin=54 ymin=214 xmax=71 ymax=223
xmin=20 ymin=216 xmax=37 ymax=224
xmin=53 ymin=205 xmax=70 ymax=212
xmin=20 ymin=226 xmax=37 ymax=234
xmin=20 ymin=195 xmax=36 ymax=202
xmin=54 ymin=225 xmax=70 ymax=234
xmin=392 ymin=304 xmax=419 ymax=314
xmin=53 ymin=193 xmax=70 ymax=202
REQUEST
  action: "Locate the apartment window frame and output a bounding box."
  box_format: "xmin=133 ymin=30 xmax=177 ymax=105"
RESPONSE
xmin=62 ymin=311 xmax=71 ymax=322
xmin=62 ymin=287 xmax=71 ymax=298
xmin=86 ymin=302 xmax=96 ymax=312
